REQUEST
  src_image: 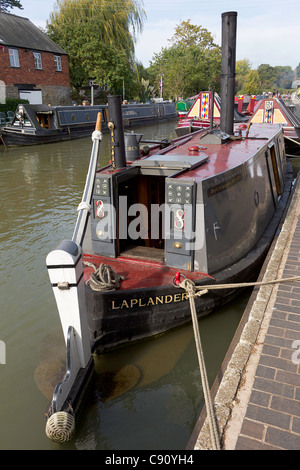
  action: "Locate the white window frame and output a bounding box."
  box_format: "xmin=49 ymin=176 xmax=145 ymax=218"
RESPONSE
xmin=54 ymin=55 xmax=62 ymax=72
xmin=33 ymin=51 xmax=43 ymax=70
xmin=9 ymin=48 xmax=20 ymax=68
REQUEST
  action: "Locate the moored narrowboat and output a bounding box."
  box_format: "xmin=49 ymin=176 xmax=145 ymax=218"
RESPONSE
xmin=175 ymin=91 xmax=249 ymax=137
xmin=44 ymin=12 xmax=294 ymax=436
xmin=249 ymin=96 xmax=300 ymax=156
xmin=0 ymin=100 xmax=177 ymax=148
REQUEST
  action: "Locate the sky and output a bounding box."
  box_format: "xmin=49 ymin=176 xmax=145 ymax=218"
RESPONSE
xmin=15 ymin=0 xmax=300 ymax=71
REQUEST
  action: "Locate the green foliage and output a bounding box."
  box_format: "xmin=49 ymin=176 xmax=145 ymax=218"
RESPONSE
xmin=47 ymin=0 xmax=146 ymax=96
xmin=257 ymin=64 xmax=278 ymax=90
xmin=147 ymin=20 xmax=221 ymax=99
xmin=236 ymin=59 xmax=252 ymax=94
xmin=170 ymin=19 xmax=219 ymax=50
xmin=0 ymin=0 xmax=23 ymax=12
xmin=243 ymin=70 xmax=261 ymax=95
xmin=236 ymin=61 xmax=297 ymax=95
xmin=257 ymin=64 xmax=294 ymax=92
xmin=46 ymin=4 xmax=298 ymax=100
xmin=274 ymin=66 xmax=294 ymax=89
xmin=0 ymin=98 xmax=28 ymax=114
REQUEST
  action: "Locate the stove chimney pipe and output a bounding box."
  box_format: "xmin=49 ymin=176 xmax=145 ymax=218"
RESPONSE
xmin=220 ymin=11 xmax=237 ymax=137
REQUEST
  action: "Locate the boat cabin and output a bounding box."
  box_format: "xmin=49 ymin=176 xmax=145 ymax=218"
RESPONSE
xmin=83 ymin=122 xmax=287 ymax=274
xmin=9 ymin=103 xmax=108 ymax=131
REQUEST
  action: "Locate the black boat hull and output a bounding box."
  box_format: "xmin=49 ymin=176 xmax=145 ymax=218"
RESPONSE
xmin=0 ymin=101 xmax=178 ymax=148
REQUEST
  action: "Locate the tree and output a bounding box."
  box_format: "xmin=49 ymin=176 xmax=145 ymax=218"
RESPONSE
xmin=170 ymin=19 xmax=219 ymax=51
xmin=274 ymin=66 xmax=294 ymax=89
xmin=47 ymin=0 xmax=146 ymax=96
xmin=257 ymin=64 xmax=278 ymax=91
xmin=243 ymin=70 xmax=261 ymax=95
xmin=236 ymin=59 xmax=252 ymax=94
xmin=147 ymin=20 xmax=221 ymax=99
xmin=0 ymin=0 xmax=23 ymax=12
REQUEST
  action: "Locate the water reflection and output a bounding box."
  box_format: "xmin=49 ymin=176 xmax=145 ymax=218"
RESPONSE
xmin=72 ymin=290 xmax=249 ymax=450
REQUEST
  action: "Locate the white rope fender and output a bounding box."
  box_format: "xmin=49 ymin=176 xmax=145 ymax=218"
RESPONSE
xmin=45 ymin=411 xmax=75 ymax=443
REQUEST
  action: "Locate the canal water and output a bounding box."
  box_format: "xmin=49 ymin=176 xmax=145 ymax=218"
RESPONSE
xmin=0 ymin=121 xmax=251 ymax=450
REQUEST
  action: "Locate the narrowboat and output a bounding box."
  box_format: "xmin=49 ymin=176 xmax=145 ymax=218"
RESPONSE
xmin=176 ymin=96 xmax=196 ymax=119
xmin=235 ymin=94 xmax=257 ymax=116
xmin=175 ymin=91 xmax=248 ymax=137
xmin=249 ymin=96 xmax=300 ymax=156
xmin=44 ymin=12 xmax=293 ymax=435
xmin=0 ymin=100 xmax=177 ymax=148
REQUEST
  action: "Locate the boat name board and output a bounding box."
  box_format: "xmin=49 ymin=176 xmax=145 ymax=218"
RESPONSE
xmin=111 ymin=292 xmax=189 ymax=310
xmin=207 ymin=172 xmax=242 ymax=197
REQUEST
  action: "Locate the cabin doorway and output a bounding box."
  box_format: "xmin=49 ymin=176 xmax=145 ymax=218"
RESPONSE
xmin=117 ymin=174 xmax=165 ymax=262
xmin=36 ymin=112 xmax=52 ymax=129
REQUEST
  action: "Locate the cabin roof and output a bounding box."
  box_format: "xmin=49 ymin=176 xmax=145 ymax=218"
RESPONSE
xmin=185 ymin=91 xmax=248 ymax=123
xmin=0 ymin=12 xmax=67 ymax=55
xmin=251 ymin=98 xmax=300 ymax=128
xmin=171 ymin=123 xmax=283 ymax=182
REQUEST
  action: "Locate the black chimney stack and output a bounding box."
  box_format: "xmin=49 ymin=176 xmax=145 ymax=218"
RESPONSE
xmin=107 ymin=95 xmax=126 ymax=169
xmin=220 ymin=11 xmax=237 ymax=137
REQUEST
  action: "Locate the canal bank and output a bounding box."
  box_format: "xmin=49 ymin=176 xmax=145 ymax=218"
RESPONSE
xmin=187 ymin=173 xmax=300 ymax=450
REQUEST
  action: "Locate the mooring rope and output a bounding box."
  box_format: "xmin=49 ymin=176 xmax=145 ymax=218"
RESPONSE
xmin=83 ymin=261 xmax=125 ymax=291
xmin=177 ymin=274 xmax=300 ymax=450
xmin=179 ymin=279 xmax=220 ymax=450
xmin=183 ymin=275 xmax=300 ymax=295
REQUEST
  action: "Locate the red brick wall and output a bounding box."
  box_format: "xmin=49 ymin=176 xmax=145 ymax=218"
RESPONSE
xmin=0 ymin=46 xmax=70 ymax=87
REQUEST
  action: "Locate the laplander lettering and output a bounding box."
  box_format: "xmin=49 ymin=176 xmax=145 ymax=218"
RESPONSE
xmin=111 ymin=292 xmax=188 ymax=310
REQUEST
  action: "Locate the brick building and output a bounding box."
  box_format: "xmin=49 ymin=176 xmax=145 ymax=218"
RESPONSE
xmin=0 ymin=12 xmax=71 ymax=105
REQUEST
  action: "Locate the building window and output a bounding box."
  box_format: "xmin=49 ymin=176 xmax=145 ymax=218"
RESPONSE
xmin=9 ymin=48 xmax=20 ymax=68
xmin=33 ymin=52 xmax=42 ymax=70
xmin=54 ymin=55 xmax=62 ymax=72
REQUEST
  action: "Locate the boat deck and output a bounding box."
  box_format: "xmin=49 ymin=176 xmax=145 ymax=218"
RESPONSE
xmin=83 ymin=253 xmax=213 ymax=291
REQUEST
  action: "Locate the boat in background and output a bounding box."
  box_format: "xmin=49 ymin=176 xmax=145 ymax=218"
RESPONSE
xmin=175 ymin=91 xmax=248 ymax=136
xmin=176 ymin=96 xmax=196 ymax=119
xmin=235 ymin=94 xmax=257 ymax=116
xmin=0 ymin=100 xmax=177 ymax=148
xmin=44 ymin=12 xmax=293 ymax=434
xmin=249 ymin=96 xmax=300 ymax=156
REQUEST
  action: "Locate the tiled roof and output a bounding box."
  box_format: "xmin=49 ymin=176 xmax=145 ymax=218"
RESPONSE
xmin=0 ymin=12 xmax=67 ymax=55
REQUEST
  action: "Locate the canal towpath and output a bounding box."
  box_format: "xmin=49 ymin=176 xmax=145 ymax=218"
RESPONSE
xmin=187 ymin=173 xmax=300 ymax=450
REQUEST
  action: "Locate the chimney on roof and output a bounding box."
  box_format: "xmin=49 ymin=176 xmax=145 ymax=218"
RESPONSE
xmin=220 ymin=11 xmax=237 ymax=137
